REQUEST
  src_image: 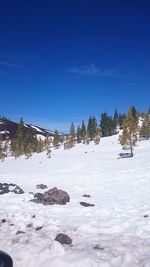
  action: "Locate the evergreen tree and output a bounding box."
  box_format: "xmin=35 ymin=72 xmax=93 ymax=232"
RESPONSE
xmin=100 ymin=113 xmax=115 ymax=137
xmin=81 ymin=120 xmax=87 ymax=140
xmin=24 ymin=125 xmax=36 ymax=154
xmin=0 ymin=149 xmax=5 ymax=161
xmin=53 ymin=130 xmax=60 ymax=148
xmin=36 ymin=138 xmax=44 ymax=153
xmin=77 ymin=126 xmax=82 ymax=143
xmin=118 ymin=113 xmax=126 ymax=129
xmin=11 ymin=118 xmax=25 ymax=157
xmin=70 ymin=122 xmax=75 ymax=140
xmin=87 ymin=116 xmax=97 ymax=140
xmin=119 ymin=108 xmax=138 ymax=157
xmin=113 ymin=109 xmax=119 ymax=129
xmin=131 ymin=106 xmax=138 ymax=126
xmin=140 ymin=111 xmax=150 ymax=139
xmin=46 ymin=147 xmax=51 ymax=158
xmin=24 ymin=145 xmax=32 ymax=159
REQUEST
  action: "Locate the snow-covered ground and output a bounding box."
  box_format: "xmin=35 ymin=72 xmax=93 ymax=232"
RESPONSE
xmin=0 ymin=135 xmax=150 ymax=267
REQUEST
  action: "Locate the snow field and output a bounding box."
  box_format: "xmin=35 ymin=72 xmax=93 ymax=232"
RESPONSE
xmin=0 ymin=135 xmax=150 ymax=266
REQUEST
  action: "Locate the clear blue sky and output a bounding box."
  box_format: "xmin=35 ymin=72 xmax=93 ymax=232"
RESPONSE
xmin=0 ymin=0 xmax=150 ymax=132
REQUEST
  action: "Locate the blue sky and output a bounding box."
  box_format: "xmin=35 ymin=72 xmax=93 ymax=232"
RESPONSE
xmin=0 ymin=0 xmax=150 ymax=132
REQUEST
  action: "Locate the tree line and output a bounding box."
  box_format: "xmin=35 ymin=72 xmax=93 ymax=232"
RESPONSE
xmin=0 ymin=106 xmax=150 ymax=160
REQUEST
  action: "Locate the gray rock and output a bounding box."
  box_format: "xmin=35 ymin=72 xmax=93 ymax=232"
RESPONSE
xmin=31 ymin=187 xmax=70 ymax=205
xmin=36 ymin=184 xmax=48 ymax=189
xmin=55 ymin=233 xmax=72 ymax=245
xmin=0 ymin=183 xmax=24 ymax=195
xmin=16 ymin=231 xmax=25 ymax=235
xmin=11 ymin=186 xmax=24 ymax=194
xmin=35 ymin=226 xmax=43 ymax=231
xmin=82 ymin=194 xmax=91 ymax=198
xmin=80 ymin=202 xmax=95 ymax=207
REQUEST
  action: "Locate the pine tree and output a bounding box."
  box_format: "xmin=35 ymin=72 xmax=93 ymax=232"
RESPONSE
xmin=70 ymin=122 xmax=75 ymax=141
xmin=53 ymin=130 xmax=60 ymax=148
xmin=81 ymin=120 xmax=87 ymax=141
xmin=11 ymin=118 xmax=25 ymax=157
xmin=100 ymin=113 xmax=115 ymax=137
xmin=0 ymin=149 xmax=5 ymax=161
xmin=46 ymin=147 xmax=51 ymax=158
xmin=87 ymin=116 xmax=98 ymax=140
xmin=24 ymin=145 xmax=32 ymax=159
xmin=24 ymin=125 xmax=36 ymax=154
xmin=140 ymin=111 xmax=150 ymax=139
xmin=36 ymin=138 xmax=44 ymax=153
xmin=131 ymin=106 xmax=138 ymax=124
xmin=118 ymin=113 xmax=126 ymax=129
xmin=77 ymin=126 xmax=82 ymax=143
xmin=113 ymin=109 xmax=119 ymax=130
xmin=119 ymin=108 xmax=138 ymax=157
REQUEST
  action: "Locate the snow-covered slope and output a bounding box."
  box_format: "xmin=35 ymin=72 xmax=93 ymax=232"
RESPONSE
xmin=0 ymin=135 xmax=150 ymax=267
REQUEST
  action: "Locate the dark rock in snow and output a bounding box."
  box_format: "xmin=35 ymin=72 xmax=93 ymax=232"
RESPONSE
xmin=16 ymin=231 xmax=25 ymax=235
xmin=1 ymin=219 xmax=6 ymax=223
xmin=31 ymin=187 xmax=70 ymax=205
xmin=36 ymin=184 xmax=48 ymax=189
xmin=0 ymin=183 xmax=24 ymax=195
xmin=35 ymin=226 xmax=43 ymax=231
xmin=82 ymin=194 xmax=91 ymax=198
xmin=93 ymin=244 xmax=104 ymax=250
xmin=34 ymin=193 xmax=43 ymax=200
xmin=11 ymin=186 xmax=24 ymax=194
xmin=27 ymin=223 xmax=33 ymax=228
xmin=144 ymin=215 xmax=149 ymax=218
xmin=55 ymin=233 xmax=72 ymax=245
xmin=0 ymin=183 xmax=10 ymax=194
xmin=79 ymin=202 xmax=95 ymax=207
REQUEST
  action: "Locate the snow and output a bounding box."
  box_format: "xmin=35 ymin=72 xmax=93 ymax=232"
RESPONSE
xmin=31 ymin=125 xmax=44 ymax=133
xmin=0 ymin=135 xmax=150 ymax=266
xmin=36 ymin=134 xmax=46 ymax=141
xmin=0 ymin=130 xmax=9 ymax=134
xmin=24 ymin=124 xmax=29 ymax=128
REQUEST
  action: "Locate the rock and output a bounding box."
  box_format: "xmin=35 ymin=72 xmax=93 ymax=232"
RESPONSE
xmin=16 ymin=231 xmax=25 ymax=235
xmin=27 ymin=223 xmax=33 ymax=228
xmin=1 ymin=219 xmax=6 ymax=223
xmin=0 ymin=183 xmax=10 ymax=195
xmin=34 ymin=193 xmax=43 ymax=200
xmin=0 ymin=183 xmax=24 ymax=195
xmin=79 ymin=202 xmax=95 ymax=207
xmin=35 ymin=226 xmax=43 ymax=231
xmin=32 ymin=215 xmax=36 ymax=218
xmin=82 ymin=194 xmax=91 ymax=198
xmin=144 ymin=215 xmax=149 ymax=218
xmin=55 ymin=233 xmax=72 ymax=245
xmin=11 ymin=185 xmax=24 ymax=194
xmin=36 ymin=184 xmax=48 ymax=189
xmin=93 ymin=244 xmax=104 ymax=250
xmin=31 ymin=187 xmax=70 ymax=205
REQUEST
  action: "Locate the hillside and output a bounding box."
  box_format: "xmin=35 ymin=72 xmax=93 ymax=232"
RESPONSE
xmin=0 ymin=135 xmax=150 ymax=267
xmin=0 ymin=118 xmax=56 ymax=140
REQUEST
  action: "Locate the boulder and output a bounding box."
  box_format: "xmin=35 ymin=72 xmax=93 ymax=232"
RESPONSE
xmin=31 ymin=187 xmax=70 ymax=205
xmin=55 ymin=233 xmax=72 ymax=245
